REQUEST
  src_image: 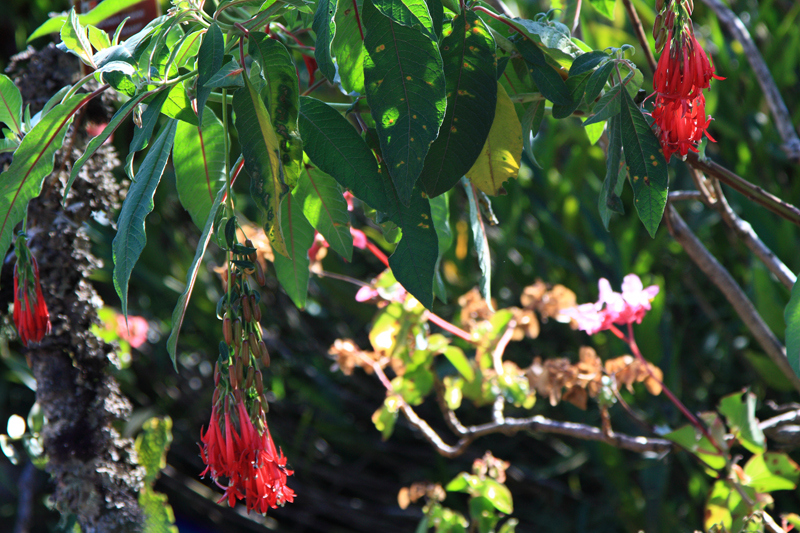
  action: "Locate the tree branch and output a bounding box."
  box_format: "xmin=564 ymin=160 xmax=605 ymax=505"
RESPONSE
xmin=666 ymin=204 xmax=800 ymax=393
xmin=620 ymin=0 xmax=656 ymax=72
xmin=700 ymin=0 xmax=800 ymax=162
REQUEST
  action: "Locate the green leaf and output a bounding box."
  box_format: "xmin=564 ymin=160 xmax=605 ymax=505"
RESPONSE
xmin=464 ymin=179 xmax=492 ymax=307
xmin=665 ymin=423 xmax=727 ymax=471
xmin=113 ymin=120 xmax=178 ymax=318
xmin=493 ymin=15 xmax=582 ymax=67
xmin=174 ymin=108 xmax=227 ymax=230
xmin=313 ymin=0 xmax=338 ymax=82
xmin=619 ymin=88 xmax=668 ymax=238
xmin=139 ymin=486 xmax=178 ymax=533
xmin=515 ymin=38 xmax=572 ymax=106
xmin=60 ymin=9 xmax=95 ymax=66
xmin=521 ymin=99 xmax=545 ymax=168
xmin=249 ymin=33 xmax=303 ymax=188
xmin=426 ymin=0 xmax=444 ymax=38
xmin=166 ymin=184 xmax=227 ymax=368
xmin=785 ymin=275 xmax=800 ymax=378
xmin=88 ymin=25 xmax=111 ymax=52
xmin=718 ymin=391 xmax=766 ymax=454
xmin=274 ymin=192 xmax=315 ymax=308
xmin=135 ymin=417 xmax=173 ymax=483
xmin=331 ymin=0 xmax=366 ymax=94
xmin=126 ymin=90 xmax=171 ymax=178
xmin=480 ymin=479 xmax=513 ymax=514
xmin=371 ymin=0 xmax=437 ymax=42
xmin=233 ymin=75 xmax=290 ymax=256
xmin=418 ymin=9 xmax=497 ymax=198
xmin=466 ymin=83 xmax=522 ymax=196
xmin=298 ymin=96 xmax=391 ymax=213
xmin=569 ymin=51 xmax=610 ymax=77
xmin=161 ymin=80 xmax=198 ymax=126
xmin=584 ymin=60 xmax=615 ymax=105
xmin=203 ymin=58 xmax=244 ymax=89
xmin=590 ymin=0 xmax=617 ymax=19
xmin=430 ymin=192 xmax=451 ymax=303
xmin=363 ymin=0 xmax=446 ymax=206
xmin=196 ymin=23 xmax=224 ymax=124
xmin=68 ymin=89 xmax=161 ymax=200
xmin=0 ymin=94 xmax=87 ymax=264
xmin=372 ymin=395 xmax=400 ymax=440
xmin=0 ymin=74 xmax=23 ymax=136
xmin=743 ymin=452 xmax=800 ymax=492
xmin=552 ymin=70 xmax=591 ymax=118
xmin=443 ymin=346 xmax=474 ymax=381
xmin=295 ymin=165 xmax=353 ymax=260
xmin=171 ymin=29 xmax=203 ymax=71
xmin=29 ymin=0 xmax=142 ymax=41
xmin=599 ymin=112 xmax=625 ymax=229
xmin=582 ymin=82 xmax=622 ymax=126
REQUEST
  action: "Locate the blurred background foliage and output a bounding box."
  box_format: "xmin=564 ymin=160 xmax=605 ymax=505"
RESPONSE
xmin=1 ymin=0 xmax=799 ymax=531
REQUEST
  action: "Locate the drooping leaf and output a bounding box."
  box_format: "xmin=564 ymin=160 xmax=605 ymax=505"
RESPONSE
xmin=418 ymin=9 xmax=497 ymax=198
xmin=67 ymin=88 xmax=164 ymax=200
xmin=0 ymin=94 xmax=88 ymax=263
xmin=464 ymin=179 xmax=492 ymax=307
xmin=552 ymin=70 xmax=592 ymax=118
xmin=29 ymin=0 xmax=142 ymax=41
xmin=521 ymin=98 xmax=545 ymax=168
xmin=718 ymin=391 xmax=766 ymax=454
xmin=371 ymin=0 xmax=437 ymax=41
xmin=465 ymin=83 xmax=522 ymax=196
xmin=515 ymin=38 xmax=572 ymax=106
xmin=619 ymin=89 xmax=668 ymax=238
xmin=430 ymin=192 xmax=451 ymax=303
xmin=295 ymin=165 xmax=353 ymax=260
xmin=363 ymin=0 xmax=446 ymax=206
xmin=743 ymin=452 xmax=800 ymax=492
xmin=233 ymin=75 xmax=289 ymax=256
xmin=173 ymin=108 xmax=227 ymax=230
xmin=126 ymin=89 xmax=171 ymax=178
xmin=786 ymin=273 xmax=800 ymax=378
xmin=583 ymin=82 xmax=623 ymax=126
xmin=599 ymin=113 xmax=626 ymax=229
xmin=166 ymin=184 xmax=227 ymax=368
xmin=113 ymin=120 xmax=178 ymax=318
xmin=331 ymin=0 xmax=366 ymax=94
xmin=443 ymin=346 xmax=474 ymax=381
xmin=0 ymin=74 xmax=23 ymax=136
xmin=249 ymin=33 xmax=303 ymax=188
xmin=196 ymin=23 xmax=224 ymax=124
xmin=312 ymin=0 xmax=338 ymax=82
xmin=584 ymin=60 xmax=615 ymax=105
xmin=298 ymin=96 xmax=391 ymax=213
xmin=273 ymin=193 xmax=315 ymax=309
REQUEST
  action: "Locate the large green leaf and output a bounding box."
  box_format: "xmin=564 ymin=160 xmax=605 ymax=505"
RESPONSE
xmin=599 ymin=112 xmax=626 ymax=230
xmin=743 ymin=452 xmax=800 ymax=492
xmin=371 ymin=0 xmax=437 ymax=41
xmin=785 ymin=276 xmax=800 ymax=378
xmin=718 ymin=391 xmax=766 ymax=454
xmin=619 ymin=89 xmax=668 ymax=238
xmin=464 ymin=179 xmax=492 ymax=306
xmin=430 ymin=192 xmax=451 ymax=303
xmin=161 ymin=80 xmax=198 ymax=126
xmin=113 ymin=120 xmax=178 ymax=318
xmin=195 ymin=23 xmax=224 ymax=124
xmin=249 ymin=33 xmax=303 ymax=188
xmin=418 ymin=9 xmax=497 ymax=198
xmin=583 ymin=82 xmax=623 ymax=126
xmin=313 ymin=0 xmax=338 ymax=82
xmin=363 ymin=0 xmax=446 ymax=206
xmin=515 ymin=38 xmax=572 ymax=106
xmin=233 ymin=75 xmax=289 ymax=256
xmin=590 ymin=0 xmax=616 ymax=19
xmin=294 ymin=165 xmax=353 ymax=260
xmin=125 ymin=90 xmax=171 ymax=178
xmin=166 ymin=184 xmax=227 ymax=367
xmin=67 ymin=88 xmax=162 ymax=200
xmin=29 ymin=0 xmax=142 ymax=41
xmin=493 ymin=14 xmax=582 ymax=67
xmin=0 ymin=94 xmax=88 ymax=264
xmin=298 ymin=96 xmax=391 ymax=213
xmin=60 ymin=9 xmax=94 ymax=66
xmin=465 ymin=83 xmax=522 ymax=196
xmin=273 ymin=193 xmax=315 ymax=309
xmin=0 ymin=74 xmax=23 ymax=136
xmin=331 ymin=0 xmax=366 ymax=94
xmin=173 ymin=108 xmax=226 ymax=230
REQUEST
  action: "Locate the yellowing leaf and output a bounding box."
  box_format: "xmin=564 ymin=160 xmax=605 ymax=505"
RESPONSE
xmin=466 ymin=83 xmax=522 ymax=196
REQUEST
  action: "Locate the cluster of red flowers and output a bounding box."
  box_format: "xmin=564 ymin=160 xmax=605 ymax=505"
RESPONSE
xmin=651 ymin=29 xmax=723 ymax=161
xmin=201 ymin=395 xmax=295 ymax=513
xmin=13 ymin=237 xmax=51 ymax=346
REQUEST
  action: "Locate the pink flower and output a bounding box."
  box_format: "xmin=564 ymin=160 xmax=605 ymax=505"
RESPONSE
xmin=563 ymin=274 xmax=659 ymax=335
xmin=350 ymin=228 xmax=367 ymax=250
xmin=343 ymin=191 xmax=354 ymax=211
xmin=116 ymin=315 xmax=149 ymax=348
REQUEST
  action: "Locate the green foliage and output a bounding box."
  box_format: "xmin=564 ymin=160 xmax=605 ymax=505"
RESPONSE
xmin=273 ymin=192 xmax=315 ymax=308
xmin=0 ymin=74 xmax=23 ymax=136
xmin=294 ymin=165 xmax=353 ymax=260
xmin=135 ymin=417 xmax=177 ymax=533
xmin=195 ymin=23 xmax=224 ymax=124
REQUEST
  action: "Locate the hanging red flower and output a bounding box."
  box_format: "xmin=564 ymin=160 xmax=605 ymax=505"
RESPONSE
xmin=13 ymin=240 xmax=51 ymax=346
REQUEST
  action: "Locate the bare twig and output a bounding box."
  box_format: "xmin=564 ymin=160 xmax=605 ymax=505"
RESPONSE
xmin=620 ymin=0 xmax=657 ymax=72
xmin=763 ymin=511 xmax=787 ymax=533
xmin=707 ymin=177 xmax=796 ymax=289
xmin=701 ymin=0 xmax=800 ymax=162
xmin=666 ymin=205 xmax=800 ymax=393
xmin=668 ymin=190 xmax=704 ymax=202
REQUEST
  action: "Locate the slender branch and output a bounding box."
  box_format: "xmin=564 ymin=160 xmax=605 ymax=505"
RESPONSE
xmin=701 ymin=0 xmax=800 ymax=162
xmin=620 ymin=0 xmax=657 ymax=72
xmin=424 ymin=311 xmax=474 ymax=343
xmin=666 ymin=204 xmax=800 ymax=393
xmin=707 ymin=176 xmax=796 ymax=289
xmin=668 ymin=190 xmax=704 ymax=202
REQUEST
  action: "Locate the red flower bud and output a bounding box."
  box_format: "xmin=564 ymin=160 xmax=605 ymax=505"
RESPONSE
xmin=13 ymin=254 xmax=51 ymax=346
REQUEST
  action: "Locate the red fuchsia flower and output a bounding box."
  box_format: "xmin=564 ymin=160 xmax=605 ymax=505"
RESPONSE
xmin=561 ymin=274 xmax=659 ymax=335
xmin=13 ymin=253 xmax=51 ymax=346
xmin=200 ymin=396 xmax=295 ymax=513
xmin=116 ymin=315 xmax=149 ymax=348
xmin=308 ymin=231 xmax=329 ymax=261
xmin=651 ymin=92 xmax=715 ymax=161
